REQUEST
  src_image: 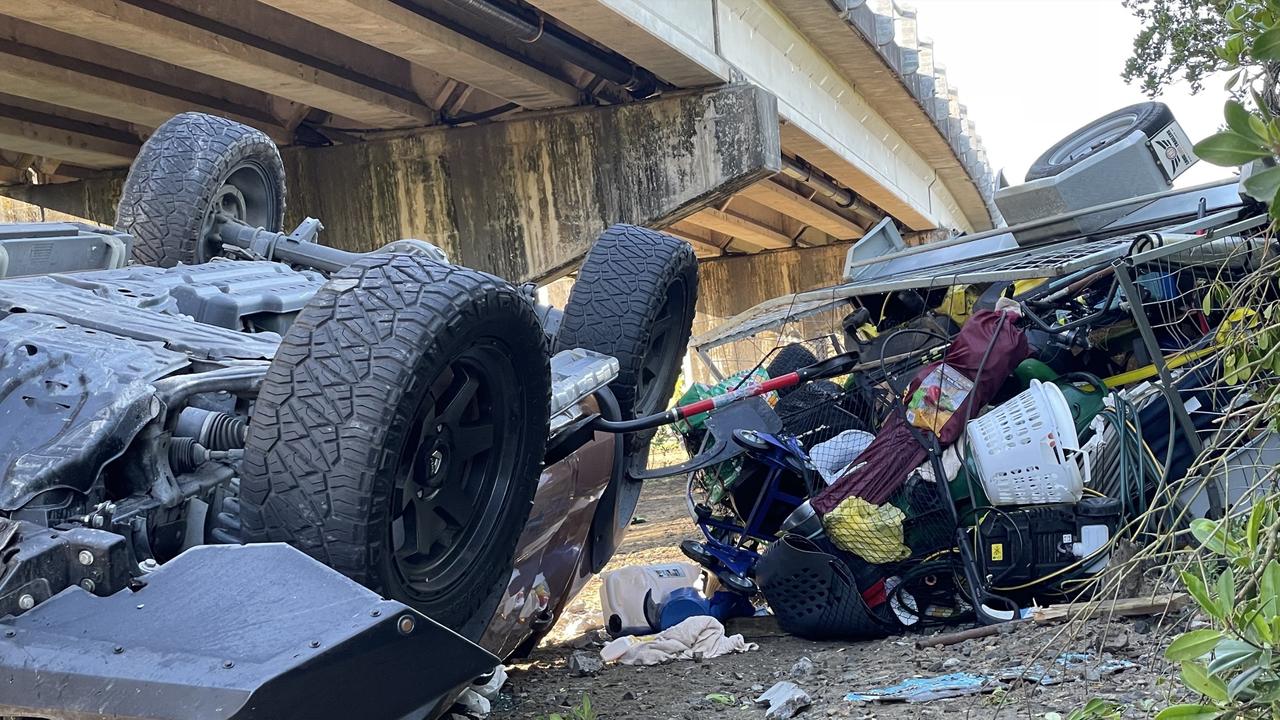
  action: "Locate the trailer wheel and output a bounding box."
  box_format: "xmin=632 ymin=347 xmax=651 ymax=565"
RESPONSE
xmin=766 ymin=344 xmax=819 ymax=397
xmin=240 ymin=253 xmax=550 ymax=641
xmin=1025 ymin=102 xmax=1175 ymax=182
xmin=117 ymin=112 xmax=285 ymax=267
xmin=555 ymin=224 xmax=697 ymax=447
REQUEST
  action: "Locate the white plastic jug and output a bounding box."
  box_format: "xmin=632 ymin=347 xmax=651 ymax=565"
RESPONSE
xmin=600 ymin=563 xmax=701 ymax=636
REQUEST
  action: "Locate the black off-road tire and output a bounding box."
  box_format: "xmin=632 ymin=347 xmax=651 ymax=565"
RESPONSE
xmin=555 ymin=224 xmax=698 ymax=445
xmin=1025 ymin=102 xmax=1175 ymax=182
xmin=240 ymin=253 xmax=550 ymax=642
xmin=766 ymin=344 xmax=819 ymax=397
xmin=116 ymin=112 xmax=286 ymax=267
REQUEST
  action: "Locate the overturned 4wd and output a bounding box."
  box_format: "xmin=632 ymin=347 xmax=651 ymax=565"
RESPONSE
xmin=0 ymin=113 xmax=698 ymax=720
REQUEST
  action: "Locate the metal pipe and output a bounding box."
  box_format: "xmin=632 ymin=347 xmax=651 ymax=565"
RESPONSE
xmin=437 ymin=0 xmax=659 ymax=98
xmin=1111 ymin=263 xmax=1204 ymax=458
xmin=217 ymin=221 xmax=365 ymax=274
xmin=153 ymin=365 xmax=268 ymax=409
xmin=780 ymin=156 xmax=884 ymax=223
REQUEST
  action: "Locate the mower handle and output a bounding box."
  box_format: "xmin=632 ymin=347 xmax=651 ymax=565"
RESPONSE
xmin=590 ymin=351 xmax=859 ymax=435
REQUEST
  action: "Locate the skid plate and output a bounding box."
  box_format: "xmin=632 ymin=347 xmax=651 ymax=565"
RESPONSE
xmin=0 ymin=543 xmax=494 ymax=720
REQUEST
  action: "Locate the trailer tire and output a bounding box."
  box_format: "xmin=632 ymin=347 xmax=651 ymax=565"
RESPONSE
xmin=1025 ymin=102 xmax=1174 ymax=182
xmin=766 ymin=344 xmax=819 ymax=397
xmin=117 ymin=112 xmax=285 ymax=267
xmin=240 ymin=253 xmax=550 ymax=642
xmin=554 ymin=224 xmax=697 ymax=448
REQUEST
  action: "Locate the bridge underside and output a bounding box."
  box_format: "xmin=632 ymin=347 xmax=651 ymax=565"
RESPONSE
xmin=0 ymin=0 xmax=998 ymax=322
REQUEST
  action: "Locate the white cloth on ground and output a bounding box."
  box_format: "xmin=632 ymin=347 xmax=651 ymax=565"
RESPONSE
xmin=599 ymin=616 xmax=757 ymax=666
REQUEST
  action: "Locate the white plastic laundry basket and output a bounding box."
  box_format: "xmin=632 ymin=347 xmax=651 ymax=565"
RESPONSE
xmin=965 ymin=380 xmax=1088 ymax=506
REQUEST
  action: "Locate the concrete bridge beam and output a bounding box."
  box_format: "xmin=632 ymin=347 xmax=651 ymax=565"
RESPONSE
xmin=0 ymin=0 xmax=433 ymax=127
xmin=6 ymin=85 xmax=781 ymax=283
xmin=284 ymin=84 xmax=780 ymax=282
xmin=255 ymin=0 xmax=580 ymax=110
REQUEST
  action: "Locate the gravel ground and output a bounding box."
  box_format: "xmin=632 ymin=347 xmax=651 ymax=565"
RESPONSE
xmin=492 ymin=477 xmax=1188 ymax=720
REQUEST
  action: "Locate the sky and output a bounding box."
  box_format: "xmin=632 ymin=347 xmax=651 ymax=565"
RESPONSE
xmin=907 ymin=0 xmax=1232 ymax=187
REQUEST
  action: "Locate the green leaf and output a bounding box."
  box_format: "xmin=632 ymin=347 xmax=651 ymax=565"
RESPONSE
xmin=1181 ymin=661 xmax=1229 ymax=702
xmin=1192 ymin=518 xmax=1240 ymax=557
xmin=1248 ymin=608 xmax=1274 ymax=644
xmin=1227 ymin=101 xmax=1266 ymax=143
xmin=1255 ymin=26 xmax=1280 ymax=62
xmin=1182 ymin=570 xmax=1221 ymax=619
xmin=1261 ymin=560 xmax=1280 ymax=604
xmin=1244 ymin=165 xmax=1280 ymax=204
xmin=1166 ymin=629 xmax=1225 ymax=661
xmin=1194 ymin=131 xmax=1273 ymax=167
xmin=1225 ymin=351 xmax=1242 ymax=385
xmin=1247 ymin=501 xmax=1266 ymax=552
xmin=1154 ymin=704 xmax=1221 ymax=720
xmin=1207 ymin=639 xmax=1260 ymax=675
xmin=1217 ymin=567 xmax=1237 ymax=617
xmin=1256 ymin=90 xmax=1276 ymax=121
xmin=1228 ymin=33 xmax=1248 ymax=64
xmin=1227 ymin=664 xmax=1263 ymax=699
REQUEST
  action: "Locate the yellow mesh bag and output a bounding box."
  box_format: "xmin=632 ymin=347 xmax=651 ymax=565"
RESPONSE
xmin=822 ymin=496 xmax=910 ymax=564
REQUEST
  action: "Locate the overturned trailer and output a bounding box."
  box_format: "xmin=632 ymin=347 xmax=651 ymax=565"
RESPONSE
xmin=683 ymin=103 xmax=1278 ymax=631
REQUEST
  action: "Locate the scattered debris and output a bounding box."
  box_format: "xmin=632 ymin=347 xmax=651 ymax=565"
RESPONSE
xmin=845 ymin=652 xmax=1137 ymax=705
xmin=1032 ymin=593 xmax=1189 ymax=624
xmin=704 ymin=692 xmax=736 ymax=706
xmin=450 ymin=689 xmax=491 ymax=719
xmin=473 ymin=666 xmax=507 ymax=700
xmin=755 ymin=681 xmax=812 ymax=719
xmin=845 ymin=672 xmax=996 ymax=703
xmin=915 ymin=620 xmax=1026 ymax=649
xmin=789 ymin=657 xmax=815 ymax=677
xmin=565 ymin=628 xmax=610 ymax=650
xmin=503 ymin=476 xmax=1193 ymax=718
xmin=599 ymin=616 xmax=756 ymax=666
xmin=995 ymin=652 xmax=1137 ymax=686
xmin=1102 ymin=631 xmax=1130 ymax=652
xmin=568 ymin=651 xmax=604 ymax=677
xmin=449 ymin=665 xmax=508 ymax=719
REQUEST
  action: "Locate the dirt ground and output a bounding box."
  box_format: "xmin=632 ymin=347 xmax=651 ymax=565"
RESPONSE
xmin=493 ymin=476 xmax=1188 ymax=720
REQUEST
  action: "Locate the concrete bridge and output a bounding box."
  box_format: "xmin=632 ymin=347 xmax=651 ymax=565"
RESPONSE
xmin=0 ymin=0 xmax=996 ymax=327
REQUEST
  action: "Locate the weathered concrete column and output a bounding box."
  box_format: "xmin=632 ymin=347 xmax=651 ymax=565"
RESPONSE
xmin=287 ymin=84 xmax=779 ymax=282
xmin=691 ymin=242 xmax=850 ymax=379
xmin=695 ymin=243 xmax=847 ymax=330
xmin=0 ymin=174 xmax=123 ymax=227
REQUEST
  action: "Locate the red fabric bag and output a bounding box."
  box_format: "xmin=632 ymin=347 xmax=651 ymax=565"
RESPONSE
xmin=813 ymin=309 xmax=1029 ymax=511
